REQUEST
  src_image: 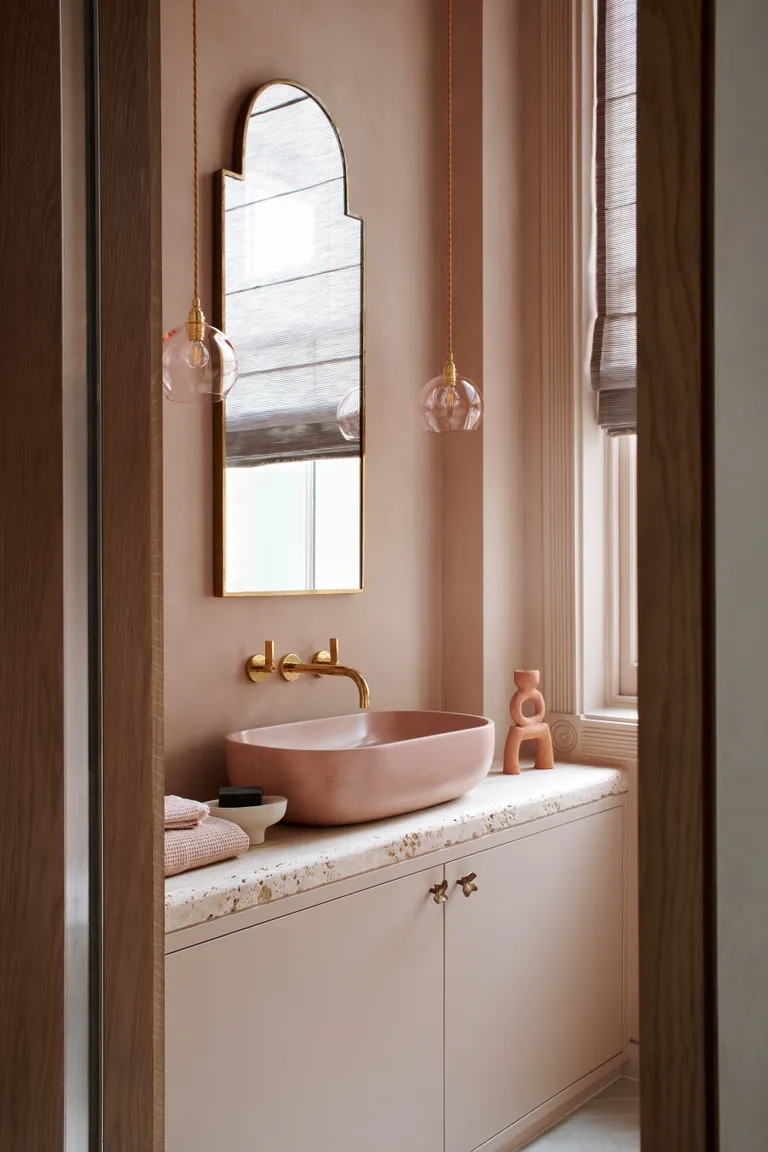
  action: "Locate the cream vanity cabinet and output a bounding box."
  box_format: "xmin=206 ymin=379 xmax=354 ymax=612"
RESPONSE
xmin=444 ymin=807 xmax=624 ymax=1152
xmin=166 ymin=865 xmax=446 ymax=1152
xmin=166 ymin=805 xmax=625 ymax=1152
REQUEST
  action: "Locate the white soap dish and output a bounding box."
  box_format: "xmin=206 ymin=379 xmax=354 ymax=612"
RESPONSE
xmin=207 ymin=796 xmax=287 ymax=846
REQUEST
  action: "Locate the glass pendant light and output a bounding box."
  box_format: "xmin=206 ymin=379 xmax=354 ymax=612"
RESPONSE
xmin=163 ymin=0 xmax=238 ymax=403
xmin=419 ymin=0 xmax=483 ymax=433
xmin=337 ymin=387 xmax=361 ymax=442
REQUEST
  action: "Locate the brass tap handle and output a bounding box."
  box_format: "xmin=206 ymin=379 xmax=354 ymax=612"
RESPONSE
xmin=457 ymin=872 xmax=478 ymax=898
xmin=312 ymin=637 xmax=340 ymax=667
xmin=245 ymin=641 xmax=276 ymax=684
xmin=429 ymin=880 xmax=449 ymax=905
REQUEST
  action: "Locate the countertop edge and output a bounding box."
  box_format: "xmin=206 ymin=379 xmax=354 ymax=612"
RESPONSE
xmin=165 ymin=765 xmax=629 ymax=936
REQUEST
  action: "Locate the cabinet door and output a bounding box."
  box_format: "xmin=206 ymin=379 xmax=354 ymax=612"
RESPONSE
xmin=166 ymin=866 xmax=445 ymax=1152
xmin=444 ymin=807 xmax=624 ymax=1152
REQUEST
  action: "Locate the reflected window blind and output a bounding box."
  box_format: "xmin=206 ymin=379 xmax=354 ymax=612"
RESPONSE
xmin=224 ymin=88 xmax=362 ymax=467
xmin=590 ymin=0 xmax=637 ymax=436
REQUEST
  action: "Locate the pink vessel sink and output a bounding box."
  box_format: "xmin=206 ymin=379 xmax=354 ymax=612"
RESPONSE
xmin=225 ymin=711 xmax=495 ymax=826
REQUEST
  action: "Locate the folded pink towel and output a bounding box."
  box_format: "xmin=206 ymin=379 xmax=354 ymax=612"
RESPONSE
xmin=164 ymin=795 xmax=210 ymax=831
xmin=164 ymin=816 xmax=250 ymax=878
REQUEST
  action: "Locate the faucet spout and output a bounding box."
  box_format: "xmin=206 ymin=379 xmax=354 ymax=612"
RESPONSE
xmin=334 ymin=665 xmax=371 ymax=710
xmin=277 ymin=640 xmax=370 ymax=709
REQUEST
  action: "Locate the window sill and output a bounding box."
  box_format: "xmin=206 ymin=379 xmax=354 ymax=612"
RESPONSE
xmin=585 ymin=706 xmax=638 ymax=724
xmin=547 ymin=709 xmax=638 ymax=764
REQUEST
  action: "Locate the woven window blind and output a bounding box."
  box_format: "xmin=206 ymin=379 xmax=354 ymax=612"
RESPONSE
xmin=591 ymin=0 xmax=637 ymax=435
xmin=224 ymin=86 xmax=363 ymax=467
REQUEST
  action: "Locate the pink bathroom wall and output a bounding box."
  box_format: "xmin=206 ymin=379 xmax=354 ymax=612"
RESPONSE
xmin=440 ymin=0 xmax=485 ymax=718
xmin=162 ymin=0 xmax=536 ymax=799
xmin=440 ymin=0 xmax=535 ymax=732
xmin=162 ymin=0 xmax=445 ymax=799
xmin=480 ymin=0 xmax=535 ymax=731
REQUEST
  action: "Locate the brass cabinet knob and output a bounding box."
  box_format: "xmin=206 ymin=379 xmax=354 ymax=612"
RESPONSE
xmin=429 ymin=880 xmax=449 ymax=905
xmin=457 ymin=872 xmax=478 ymax=897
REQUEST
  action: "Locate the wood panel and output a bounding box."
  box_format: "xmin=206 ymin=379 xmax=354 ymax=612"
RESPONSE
xmin=0 ymin=0 xmax=65 ymax=1146
xmin=98 ymin=0 xmax=164 ymax=1146
xmin=637 ymin=0 xmax=717 ymax=1147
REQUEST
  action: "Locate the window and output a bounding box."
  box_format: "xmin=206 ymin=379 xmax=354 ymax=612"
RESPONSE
xmin=590 ymin=0 xmax=637 ymax=435
xmin=533 ymin=0 xmax=638 ymax=760
xmin=594 ymin=0 xmax=638 ymax=705
xmin=608 ymin=435 xmax=638 ymax=701
xmin=225 ymin=457 xmax=361 ymax=593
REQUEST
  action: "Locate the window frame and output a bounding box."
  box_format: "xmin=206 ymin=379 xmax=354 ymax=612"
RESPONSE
xmin=607 ymin=434 xmax=638 ymax=703
xmin=536 ymin=0 xmax=638 ymax=764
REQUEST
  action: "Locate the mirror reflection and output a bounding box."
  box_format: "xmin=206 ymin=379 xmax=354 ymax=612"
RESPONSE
xmin=215 ymin=82 xmax=364 ymax=595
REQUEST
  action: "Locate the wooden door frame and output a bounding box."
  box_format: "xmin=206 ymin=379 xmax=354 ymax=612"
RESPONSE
xmin=1 ymin=0 xmax=164 ymax=1146
xmin=0 ymin=0 xmax=66 ymax=1144
xmin=3 ymin=0 xmax=722 ymax=1146
xmin=637 ymin=0 xmax=718 ymax=1148
xmin=97 ymin=0 xmax=164 ymax=1147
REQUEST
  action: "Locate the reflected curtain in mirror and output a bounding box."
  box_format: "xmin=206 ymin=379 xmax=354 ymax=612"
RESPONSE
xmin=214 ymin=82 xmax=364 ymax=595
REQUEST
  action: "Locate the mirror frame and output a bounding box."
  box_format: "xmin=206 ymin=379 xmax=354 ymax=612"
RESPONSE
xmin=213 ymin=80 xmax=366 ymax=597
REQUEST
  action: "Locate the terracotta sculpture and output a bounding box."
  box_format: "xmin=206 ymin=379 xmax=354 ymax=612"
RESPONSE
xmin=503 ymin=670 xmax=555 ymax=775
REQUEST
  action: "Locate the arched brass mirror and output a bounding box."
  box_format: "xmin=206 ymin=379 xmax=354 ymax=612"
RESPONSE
xmin=214 ymin=82 xmax=364 ymax=595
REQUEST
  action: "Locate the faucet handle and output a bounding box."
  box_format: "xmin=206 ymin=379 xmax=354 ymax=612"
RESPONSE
xmin=312 ymin=637 xmax=340 ymax=666
xmin=245 ymin=640 xmax=276 ymax=683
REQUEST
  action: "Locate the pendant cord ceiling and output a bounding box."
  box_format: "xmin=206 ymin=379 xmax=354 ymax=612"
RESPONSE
xmin=446 ymin=0 xmax=454 ymax=368
xmin=417 ymin=0 xmax=483 ymax=430
xmin=192 ymin=0 xmax=200 ymax=308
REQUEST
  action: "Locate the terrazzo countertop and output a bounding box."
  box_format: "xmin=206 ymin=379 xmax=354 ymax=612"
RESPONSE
xmin=165 ymin=764 xmax=627 ymax=934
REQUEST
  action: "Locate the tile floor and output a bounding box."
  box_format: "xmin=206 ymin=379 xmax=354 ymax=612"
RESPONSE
xmin=525 ymin=1077 xmax=640 ymax=1150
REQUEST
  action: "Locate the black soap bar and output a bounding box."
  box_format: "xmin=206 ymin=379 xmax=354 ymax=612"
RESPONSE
xmin=219 ymin=785 xmax=263 ymax=808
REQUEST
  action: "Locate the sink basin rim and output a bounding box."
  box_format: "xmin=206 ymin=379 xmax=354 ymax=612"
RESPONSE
xmin=226 ymin=709 xmax=493 ymax=754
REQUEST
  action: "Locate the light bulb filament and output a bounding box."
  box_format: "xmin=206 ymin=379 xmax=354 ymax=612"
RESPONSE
xmin=190 ymin=340 xmax=207 ymax=369
xmin=183 ymin=336 xmax=210 ymax=371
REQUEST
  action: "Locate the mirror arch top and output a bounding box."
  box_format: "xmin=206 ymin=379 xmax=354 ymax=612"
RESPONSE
xmin=225 ymin=80 xmax=355 ymax=210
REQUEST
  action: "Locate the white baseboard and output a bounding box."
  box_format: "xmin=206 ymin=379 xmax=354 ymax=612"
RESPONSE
xmin=473 ymin=1052 xmax=626 ymax=1152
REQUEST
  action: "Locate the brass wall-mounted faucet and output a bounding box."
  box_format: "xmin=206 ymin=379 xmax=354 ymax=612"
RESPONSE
xmin=279 ymin=638 xmax=370 ymax=709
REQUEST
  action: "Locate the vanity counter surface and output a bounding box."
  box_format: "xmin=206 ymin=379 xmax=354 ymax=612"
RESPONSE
xmin=165 ymin=764 xmax=628 ymax=934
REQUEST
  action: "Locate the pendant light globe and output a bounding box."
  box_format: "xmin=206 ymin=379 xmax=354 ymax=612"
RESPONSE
xmin=419 ymin=360 xmax=483 ymax=433
xmin=163 ymin=0 xmax=239 ymax=404
xmin=336 ymin=386 xmax=362 ymax=441
xmin=162 ymin=303 xmax=238 ymax=403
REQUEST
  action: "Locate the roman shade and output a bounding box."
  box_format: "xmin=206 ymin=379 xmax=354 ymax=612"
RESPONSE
xmin=590 ymin=0 xmax=637 ymax=435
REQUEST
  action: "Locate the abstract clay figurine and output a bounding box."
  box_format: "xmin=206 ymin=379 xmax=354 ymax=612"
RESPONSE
xmin=503 ymin=670 xmax=555 ymax=775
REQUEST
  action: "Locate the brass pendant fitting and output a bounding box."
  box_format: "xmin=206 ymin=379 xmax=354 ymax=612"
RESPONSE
xmin=185 ymin=298 xmax=206 ymax=343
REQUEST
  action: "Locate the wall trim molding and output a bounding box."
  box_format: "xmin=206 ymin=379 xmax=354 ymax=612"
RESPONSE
xmin=548 ymin=711 xmax=638 ymax=764
xmin=540 ymin=0 xmax=580 ymax=718
xmin=476 ymin=1055 xmax=627 ymax=1152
